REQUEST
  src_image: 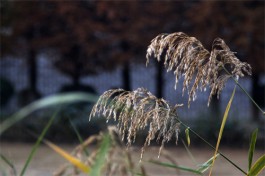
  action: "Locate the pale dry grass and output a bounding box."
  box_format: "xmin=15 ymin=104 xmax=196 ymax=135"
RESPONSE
xmin=88 ymin=32 xmax=253 ymax=174
xmin=146 ymin=32 xmax=252 ymax=106
xmin=53 ymin=128 xmax=140 ymax=176
xmin=89 ymin=32 xmax=252 ymax=160
xmin=90 ymin=88 xmax=183 ymax=159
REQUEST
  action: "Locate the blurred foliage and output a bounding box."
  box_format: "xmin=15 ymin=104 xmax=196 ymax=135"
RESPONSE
xmin=17 ymin=89 xmax=41 ymax=107
xmin=1 ymin=1 xmax=263 ymax=73
xmin=1 ymin=100 xmax=107 ymax=142
xmin=0 ymin=1 xmax=189 ymax=75
xmin=188 ymin=1 xmax=264 ymax=73
xmin=0 ymin=77 xmax=14 ymax=107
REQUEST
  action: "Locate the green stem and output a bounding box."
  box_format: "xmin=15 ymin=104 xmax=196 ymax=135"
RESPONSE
xmin=178 ymin=119 xmax=247 ymax=175
xmin=222 ymin=67 xmax=265 ymax=116
xmin=232 ymin=76 xmax=264 ymax=116
xmin=69 ymin=119 xmax=89 ymax=156
xmin=0 ymin=154 xmax=17 ymax=175
xmin=20 ymin=108 xmax=60 ymax=176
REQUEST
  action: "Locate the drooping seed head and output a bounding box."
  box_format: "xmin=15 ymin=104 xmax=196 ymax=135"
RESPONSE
xmin=146 ymin=32 xmax=252 ymax=107
xmin=90 ymin=88 xmax=182 ymax=159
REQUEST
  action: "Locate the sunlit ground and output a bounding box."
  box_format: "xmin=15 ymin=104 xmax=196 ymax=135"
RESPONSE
xmin=1 ymin=142 xmax=264 ymax=176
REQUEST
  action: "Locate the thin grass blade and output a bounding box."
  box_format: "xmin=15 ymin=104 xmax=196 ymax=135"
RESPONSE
xmin=19 ymin=108 xmax=59 ymax=176
xmin=197 ymin=154 xmax=219 ymax=173
xmin=181 ymin=139 xmax=197 ymax=165
xmin=178 ymin=116 xmax=247 ymax=175
xmin=0 ymin=92 xmax=98 ymax=134
xmin=69 ymin=120 xmax=89 ymax=156
xmin=149 ymin=160 xmax=202 ymax=175
xmin=90 ymin=134 xmax=111 ymax=176
xmin=209 ymin=86 xmax=236 ymax=176
xmin=248 ymin=154 xmax=265 ymax=176
xmin=44 ymin=139 xmax=90 ymax=173
xmin=0 ymin=154 xmax=17 ymax=175
xmin=248 ymin=128 xmax=258 ymax=171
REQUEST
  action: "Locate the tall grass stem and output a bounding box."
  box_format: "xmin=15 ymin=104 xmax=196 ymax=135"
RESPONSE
xmin=69 ymin=120 xmax=89 ymax=156
xmin=177 ymin=119 xmax=247 ymax=175
xmin=223 ymin=67 xmax=265 ymax=116
xmin=20 ymin=108 xmax=60 ymax=176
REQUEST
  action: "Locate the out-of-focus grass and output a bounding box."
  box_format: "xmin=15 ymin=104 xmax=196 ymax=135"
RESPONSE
xmin=0 ymin=92 xmax=98 ymax=175
xmin=0 ymin=92 xmax=98 ymax=135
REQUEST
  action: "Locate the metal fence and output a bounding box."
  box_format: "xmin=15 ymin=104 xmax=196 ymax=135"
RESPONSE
xmin=0 ymin=56 xmax=263 ymax=121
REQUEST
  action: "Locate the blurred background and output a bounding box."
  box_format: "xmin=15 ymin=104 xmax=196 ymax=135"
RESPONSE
xmin=0 ymin=1 xmax=264 ymax=146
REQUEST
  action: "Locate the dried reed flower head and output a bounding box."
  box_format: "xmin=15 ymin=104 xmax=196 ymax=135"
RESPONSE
xmin=89 ymin=88 xmax=182 ymax=159
xmin=146 ymin=32 xmax=252 ymax=106
xmin=54 ymin=127 xmax=145 ymax=176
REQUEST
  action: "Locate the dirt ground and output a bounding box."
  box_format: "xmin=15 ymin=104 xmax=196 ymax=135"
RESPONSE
xmin=1 ymin=142 xmax=264 ymax=176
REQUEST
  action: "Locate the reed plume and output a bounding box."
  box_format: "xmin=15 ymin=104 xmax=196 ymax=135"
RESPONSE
xmin=89 ymin=88 xmax=183 ymax=159
xmin=146 ymin=32 xmax=252 ymax=106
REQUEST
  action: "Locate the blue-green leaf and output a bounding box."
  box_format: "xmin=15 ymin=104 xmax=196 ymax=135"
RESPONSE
xmin=149 ymin=160 xmax=202 ymax=175
xmin=0 ymin=92 xmax=98 ymax=135
xmin=197 ymin=154 xmax=219 ymax=173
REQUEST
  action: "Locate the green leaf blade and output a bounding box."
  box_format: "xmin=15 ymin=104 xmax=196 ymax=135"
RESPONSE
xmin=90 ymin=134 xmax=111 ymax=176
xmin=248 ymin=155 xmax=265 ymax=176
xmin=209 ymin=86 xmax=236 ymax=175
xmin=248 ymin=128 xmax=258 ymax=171
xmin=149 ymin=160 xmax=202 ymax=175
xmin=20 ymin=108 xmax=59 ymax=176
xmin=197 ymin=154 xmax=219 ymax=173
